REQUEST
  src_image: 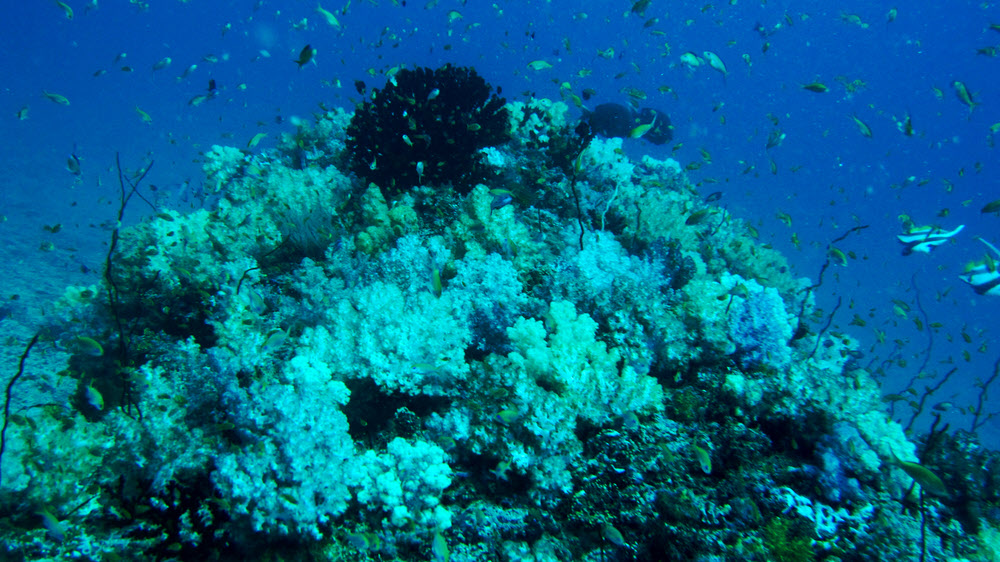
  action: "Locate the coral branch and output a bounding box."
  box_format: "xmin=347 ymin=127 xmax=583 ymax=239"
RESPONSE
xmin=796 ymin=224 xmax=869 ymax=327
xmin=970 ymin=356 xmax=1000 ymax=433
xmin=105 ymin=154 xmax=154 ymax=418
xmin=0 ymin=333 xmax=40 ymax=488
xmin=808 ymin=296 xmax=842 ymax=360
xmin=910 ymin=273 xmax=933 ymax=378
xmin=903 ymin=367 xmax=956 ymax=433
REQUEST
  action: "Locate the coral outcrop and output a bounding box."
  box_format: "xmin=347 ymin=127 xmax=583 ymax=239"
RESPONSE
xmin=0 ymin=92 xmax=992 ymax=562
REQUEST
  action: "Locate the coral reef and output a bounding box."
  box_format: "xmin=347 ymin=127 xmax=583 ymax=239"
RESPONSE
xmin=0 ymin=87 xmax=994 ymax=562
xmin=346 ymin=64 xmax=509 ymax=196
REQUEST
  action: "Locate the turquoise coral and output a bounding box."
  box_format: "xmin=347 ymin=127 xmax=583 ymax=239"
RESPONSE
xmin=0 ymin=94 xmax=978 ymax=561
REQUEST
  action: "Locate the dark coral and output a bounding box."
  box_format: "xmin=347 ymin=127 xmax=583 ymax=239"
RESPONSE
xmin=920 ymin=429 xmax=1000 ymax=534
xmin=346 ymin=64 xmax=510 ymax=196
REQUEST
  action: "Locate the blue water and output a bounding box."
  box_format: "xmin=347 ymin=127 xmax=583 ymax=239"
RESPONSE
xmin=2 ymin=0 xmax=998 ymax=486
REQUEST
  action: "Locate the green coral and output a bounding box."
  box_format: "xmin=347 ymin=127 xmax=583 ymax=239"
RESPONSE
xmin=762 ymin=517 xmax=815 ymax=562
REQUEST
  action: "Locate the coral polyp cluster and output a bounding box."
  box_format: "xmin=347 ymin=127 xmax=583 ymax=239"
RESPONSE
xmin=346 ymin=64 xmax=510 ymax=196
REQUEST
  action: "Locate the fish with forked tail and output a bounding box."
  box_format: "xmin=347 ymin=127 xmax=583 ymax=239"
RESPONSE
xmin=896 ymin=224 xmax=964 ymax=255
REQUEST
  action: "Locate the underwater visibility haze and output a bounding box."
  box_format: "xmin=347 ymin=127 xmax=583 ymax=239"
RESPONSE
xmin=2 ymin=0 xmax=1000 ymax=560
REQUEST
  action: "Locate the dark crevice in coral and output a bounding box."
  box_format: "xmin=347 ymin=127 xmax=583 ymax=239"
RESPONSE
xmin=341 ymin=377 xmax=449 ymax=447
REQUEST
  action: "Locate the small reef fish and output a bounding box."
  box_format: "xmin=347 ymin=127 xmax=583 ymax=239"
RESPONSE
xmin=631 ymin=0 xmax=652 ymax=16
xmin=346 ymin=531 xmax=380 ymax=550
xmin=981 ymin=198 xmax=1000 ymax=215
xmin=629 ymin=113 xmax=657 ymax=138
xmin=702 ymin=51 xmax=727 ymax=78
xmin=85 ymin=382 xmax=105 ymax=411
xmin=316 ymin=3 xmax=341 ymax=28
xmin=692 ymin=444 xmax=712 ymax=474
xmin=490 ymin=189 xmax=514 ymax=210
xmin=602 ymin=523 xmax=627 ymax=547
xmin=766 ymin=129 xmax=785 ymax=149
xmin=801 ymin=81 xmax=828 ymax=93
xmin=891 ymin=450 xmax=948 ymax=497
xmin=65 ymin=336 xmax=104 ymax=356
xmin=685 ymin=209 xmax=713 ymax=226
xmin=55 ymin=0 xmax=74 ymax=20
xmin=431 ymin=268 xmax=443 ymax=297
xmin=431 ymin=532 xmax=449 ymax=562
xmin=260 ymin=328 xmax=287 ymax=352
xmin=135 ymin=106 xmax=152 ymax=123
xmin=952 ymin=80 xmax=979 ymax=115
xmin=896 ymin=224 xmax=964 ymax=255
xmin=66 ymin=152 xmax=82 ymax=176
xmin=679 ymin=52 xmax=702 ymax=69
xmin=494 ymin=409 xmax=520 ymax=424
xmin=850 ymin=114 xmax=873 ymax=138
xmin=247 ymin=132 xmax=267 ymax=149
xmin=152 ymin=57 xmax=172 ymax=71
xmin=295 ymin=44 xmax=316 ymax=68
xmin=36 ymin=508 xmax=66 ymax=542
xmin=840 ymin=12 xmax=869 ymax=29
xmin=42 ymin=91 xmax=70 ymax=105
xmin=828 ymin=246 xmax=848 ymax=266
xmin=959 ymin=238 xmax=1000 ymax=296
xmin=899 ymin=113 xmax=914 ymax=136
xmin=177 ymin=64 xmax=197 ymax=82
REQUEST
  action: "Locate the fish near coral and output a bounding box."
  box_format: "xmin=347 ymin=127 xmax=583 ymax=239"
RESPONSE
xmin=891 ymin=450 xmax=948 ymax=497
xmin=583 ymin=104 xmax=672 ymax=145
xmin=635 ymin=107 xmax=672 ymax=144
xmin=84 ymin=382 xmax=104 ymax=411
xmin=36 ymin=508 xmax=66 ymax=542
xmin=494 ymin=408 xmax=520 ymax=425
xmin=692 ymin=444 xmax=712 ymax=474
xmin=602 ymin=523 xmax=628 ymax=547
xmin=432 ymin=532 xmax=450 ymax=562
xmin=65 ymin=336 xmax=104 ymax=357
